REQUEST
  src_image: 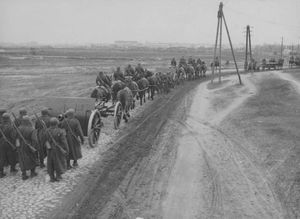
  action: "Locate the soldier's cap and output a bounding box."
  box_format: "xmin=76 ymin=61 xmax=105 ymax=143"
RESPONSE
xmin=50 ymin=117 xmax=59 ymax=126
xmin=19 ymin=108 xmax=27 ymax=115
xmin=2 ymin=113 xmax=11 ymax=122
xmin=41 ymin=108 xmax=49 ymax=116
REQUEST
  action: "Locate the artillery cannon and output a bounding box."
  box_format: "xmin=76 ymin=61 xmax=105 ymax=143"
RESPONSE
xmin=44 ymin=96 xmax=124 ymax=148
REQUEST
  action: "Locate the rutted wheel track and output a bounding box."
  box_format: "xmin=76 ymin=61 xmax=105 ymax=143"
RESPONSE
xmin=175 ymin=120 xmax=224 ymax=218
xmin=51 ymin=79 xmax=202 ymax=219
xmin=189 ymin=116 xmax=284 ymax=215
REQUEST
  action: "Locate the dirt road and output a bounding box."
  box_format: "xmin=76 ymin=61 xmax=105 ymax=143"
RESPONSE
xmin=52 ymin=70 xmax=300 ymax=219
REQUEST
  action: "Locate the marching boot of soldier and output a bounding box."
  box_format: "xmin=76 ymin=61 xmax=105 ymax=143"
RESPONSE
xmin=35 ymin=108 xmax=51 ymax=168
xmin=61 ymin=109 xmax=84 ymax=169
xmin=0 ymin=113 xmax=18 ymax=178
xmin=44 ymin=117 xmax=69 ymax=182
xmin=15 ymin=116 xmax=39 ymax=180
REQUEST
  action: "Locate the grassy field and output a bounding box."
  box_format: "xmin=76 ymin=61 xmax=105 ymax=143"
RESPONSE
xmin=0 ymin=46 xmax=247 ymax=111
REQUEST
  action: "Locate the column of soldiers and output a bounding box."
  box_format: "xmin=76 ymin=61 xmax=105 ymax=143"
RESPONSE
xmin=0 ymin=108 xmax=84 ymax=182
xmin=171 ymin=56 xmax=206 ymax=68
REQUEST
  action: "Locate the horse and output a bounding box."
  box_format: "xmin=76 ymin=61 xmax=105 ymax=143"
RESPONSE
xmin=155 ymin=72 xmax=163 ymax=93
xmin=125 ymin=77 xmax=138 ymax=109
xmin=96 ymin=72 xmax=112 ymax=87
xmin=277 ymin=58 xmax=284 ymax=70
xmin=195 ymin=64 xmax=201 ymax=79
xmin=111 ymin=80 xmax=126 ymax=104
xmin=211 ymin=60 xmax=220 ymax=71
xmin=176 ymin=67 xmax=186 ymax=84
xmin=117 ymin=87 xmax=134 ymax=122
xmin=90 ymin=86 xmax=111 ymax=102
xmin=186 ymin=64 xmax=195 ymax=81
xmin=289 ymin=56 xmax=295 ymax=68
xmin=201 ymin=62 xmax=207 ymax=77
xmin=136 ymin=77 xmax=149 ymax=106
xmin=147 ymin=75 xmax=159 ymax=100
xmin=159 ymin=73 xmax=171 ymax=94
xmin=113 ymin=71 xmax=125 ymax=82
xmin=167 ymin=72 xmax=175 ymax=88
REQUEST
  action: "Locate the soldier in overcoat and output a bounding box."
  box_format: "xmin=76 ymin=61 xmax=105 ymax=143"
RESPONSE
xmin=16 ymin=116 xmax=38 ymax=180
xmin=0 ymin=113 xmax=18 ymax=178
xmin=60 ymin=109 xmax=84 ymax=169
xmin=45 ymin=117 xmax=69 ymax=182
xmin=35 ymin=109 xmax=51 ymax=168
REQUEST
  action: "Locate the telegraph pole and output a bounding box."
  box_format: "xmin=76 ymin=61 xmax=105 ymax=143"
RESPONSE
xmin=211 ymin=2 xmax=242 ymax=84
xmin=244 ymin=25 xmax=253 ymax=71
xmin=280 ymin=37 xmax=283 ymax=59
xmin=244 ymin=26 xmax=249 ymax=70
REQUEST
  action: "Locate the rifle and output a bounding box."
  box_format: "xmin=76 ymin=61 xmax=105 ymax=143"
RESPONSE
xmin=11 ymin=112 xmax=37 ymax=153
xmin=0 ymin=128 xmax=16 ymax=150
xmin=33 ymin=112 xmax=67 ymax=155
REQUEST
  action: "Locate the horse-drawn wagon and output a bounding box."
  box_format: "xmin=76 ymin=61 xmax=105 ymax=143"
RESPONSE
xmin=45 ymin=95 xmax=125 ymax=148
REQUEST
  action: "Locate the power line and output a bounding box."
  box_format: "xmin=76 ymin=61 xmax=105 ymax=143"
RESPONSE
xmin=226 ymin=6 xmax=300 ymax=30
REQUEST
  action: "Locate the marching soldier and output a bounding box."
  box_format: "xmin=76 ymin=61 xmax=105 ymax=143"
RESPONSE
xmin=61 ymin=109 xmax=84 ymax=169
xmin=179 ymin=56 xmax=187 ymax=67
xmin=15 ymin=116 xmax=38 ymax=180
xmin=113 ymin=67 xmax=125 ymax=82
xmin=44 ymin=117 xmax=69 ymax=182
xmin=197 ymin=58 xmax=202 ymax=65
xmin=124 ymin=64 xmax=135 ymax=76
xmin=135 ymin=63 xmax=145 ymax=75
xmin=171 ymin=58 xmax=177 ymax=67
xmin=14 ymin=108 xmax=27 ymax=127
xmin=96 ymin=71 xmax=111 ymax=90
xmin=0 ymin=113 xmax=18 ymax=178
xmin=35 ymin=108 xmax=51 ymax=168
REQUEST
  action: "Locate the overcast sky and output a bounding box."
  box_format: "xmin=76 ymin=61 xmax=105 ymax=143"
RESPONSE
xmin=0 ymin=0 xmax=299 ymax=45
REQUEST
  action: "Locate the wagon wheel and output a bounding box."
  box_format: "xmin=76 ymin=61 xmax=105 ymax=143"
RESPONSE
xmin=114 ymin=101 xmax=123 ymax=129
xmin=87 ymin=110 xmax=102 ymax=148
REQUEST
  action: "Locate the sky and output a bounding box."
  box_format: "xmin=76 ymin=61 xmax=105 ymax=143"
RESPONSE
xmin=0 ymin=0 xmax=299 ymax=45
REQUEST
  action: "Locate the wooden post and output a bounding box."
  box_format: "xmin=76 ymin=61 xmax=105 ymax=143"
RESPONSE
xmin=212 ymin=2 xmax=242 ymax=85
xmin=222 ymin=13 xmax=242 ymax=84
xmin=280 ymin=37 xmax=283 ymax=59
xmin=248 ymin=26 xmax=252 ymax=61
xmin=211 ymin=9 xmax=221 ymax=83
xmin=219 ymin=7 xmax=223 ymax=83
xmin=244 ymin=26 xmax=249 ymax=70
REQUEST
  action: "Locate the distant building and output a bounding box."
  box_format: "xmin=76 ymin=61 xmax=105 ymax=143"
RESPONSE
xmin=114 ymin=41 xmax=141 ymax=47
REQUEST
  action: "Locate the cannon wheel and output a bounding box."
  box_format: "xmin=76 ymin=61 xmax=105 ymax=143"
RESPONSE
xmin=114 ymin=101 xmax=123 ymax=129
xmin=87 ymin=110 xmax=102 ymax=148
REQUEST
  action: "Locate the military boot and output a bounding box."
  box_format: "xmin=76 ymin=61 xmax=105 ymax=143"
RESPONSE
xmin=40 ymin=162 xmax=45 ymax=168
xmin=0 ymin=169 xmax=6 ymax=178
xmin=22 ymin=171 xmax=29 ymax=180
xmin=10 ymin=166 xmax=18 ymax=173
xmin=56 ymin=174 xmax=62 ymax=181
xmin=30 ymin=168 xmax=38 ymax=177
xmin=67 ymin=159 xmax=72 ymax=170
xmin=73 ymin=160 xmax=78 ymax=167
xmin=49 ymin=174 xmax=56 ymax=182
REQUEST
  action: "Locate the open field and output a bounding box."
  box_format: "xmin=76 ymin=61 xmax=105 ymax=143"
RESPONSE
xmin=0 ymin=47 xmax=300 ymax=218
